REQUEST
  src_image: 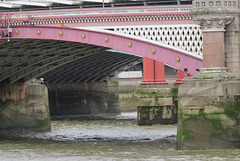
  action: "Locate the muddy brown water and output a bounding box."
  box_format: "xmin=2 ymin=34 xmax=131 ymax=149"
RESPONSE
xmin=0 ymin=112 xmax=239 ymax=161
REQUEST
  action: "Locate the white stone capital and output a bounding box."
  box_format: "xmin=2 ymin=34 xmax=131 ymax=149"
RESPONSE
xmin=194 ymin=16 xmax=234 ymax=32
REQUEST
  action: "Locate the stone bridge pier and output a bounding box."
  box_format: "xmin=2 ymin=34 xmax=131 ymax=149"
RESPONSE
xmin=47 ymin=81 xmax=120 ymax=117
xmin=0 ymin=83 xmax=51 ymax=133
xmin=177 ymin=0 xmax=240 ymax=150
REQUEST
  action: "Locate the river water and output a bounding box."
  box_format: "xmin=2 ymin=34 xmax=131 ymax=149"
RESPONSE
xmin=0 ymin=112 xmax=240 ymax=161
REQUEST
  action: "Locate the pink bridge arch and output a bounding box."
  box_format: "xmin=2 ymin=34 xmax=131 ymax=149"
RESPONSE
xmin=9 ymin=26 xmax=203 ymax=76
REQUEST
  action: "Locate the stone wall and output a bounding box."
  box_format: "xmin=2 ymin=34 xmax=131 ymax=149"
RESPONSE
xmin=0 ymin=83 xmax=50 ymax=133
xmin=177 ymin=80 xmax=240 ymax=150
xmin=118 ymin=79 xmax=142 ymax=112
xmin=47 ymin=81 xmax=120 ymax=116
xmin=136 ymin=86 xmax=178 ymax=125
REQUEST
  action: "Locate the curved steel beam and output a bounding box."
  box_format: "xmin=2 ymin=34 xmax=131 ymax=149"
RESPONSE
xmin=8 ymin=26 xmax=203 ymax=76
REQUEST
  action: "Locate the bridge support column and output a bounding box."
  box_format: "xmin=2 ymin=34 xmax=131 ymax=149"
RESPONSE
xmin=177 ymin=80 xmax=240 ymax=150
xmin=0 ymin=83 xmax=51 ymax=133
xmin=141 ymin=57 xmax=167 ymax=85
xmin=137 ymin=86 xmax=178 ymax=125
xmin=177 ymin=3 xmax=240 ymax=150
xmin=174 ymin=69 xmax=185 ymax=84
xmin=202 ymin=31 xmax=225 ymax=68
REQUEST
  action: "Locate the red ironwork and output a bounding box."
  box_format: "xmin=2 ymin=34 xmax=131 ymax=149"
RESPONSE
xmin=141 ymin=57 xmax=168 ymax=85
xmin=2 ymin=25 xmax=203 ymax=76
xmin=174 ymin=69 xmax=185 ymax=84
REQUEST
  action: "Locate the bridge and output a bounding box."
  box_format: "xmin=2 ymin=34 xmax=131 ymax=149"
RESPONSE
xmin=1 ymin=0 xmax=240 ymax=151
xmin=0 ymin=5 xmax=203 ymax=84
xmin=0 ymin=3 xmax=204 ymax=132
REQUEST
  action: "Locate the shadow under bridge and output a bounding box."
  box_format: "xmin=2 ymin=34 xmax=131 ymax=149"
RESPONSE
xmin=0 ymin=39 xmax=143 ymax=84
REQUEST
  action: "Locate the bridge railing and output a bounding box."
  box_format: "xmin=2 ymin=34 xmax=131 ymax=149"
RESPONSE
xmin=3 ymin=5 xmax=191 ymax=19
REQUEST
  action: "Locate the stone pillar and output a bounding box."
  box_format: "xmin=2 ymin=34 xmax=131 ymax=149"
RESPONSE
xmin=190 ymin=16 xmax=235 ymax=79
xmin=194 ymin=17 xmax=234 ymax=70
xmin=177 ymin=1 xmax=240 ymax=150
xmin=191 ymin=0 xmax=240 ymax=78
xmin=141 ymin=57 xmax=167 ymax=85
xmin=203 ymin=31 xmax=225 ymax=68
xmin=0 ymin=83 xmax=51 ymax=133
xmin=177 ymin=80 xmax=240 ymax=150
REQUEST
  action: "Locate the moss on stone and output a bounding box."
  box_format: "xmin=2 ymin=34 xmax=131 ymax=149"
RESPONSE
xmin=37 ymin=108 xmax=50 ymax=126
xmin=119 ymin=91 xmax=135 ymax=94
xmin=191 ymin=72 xmax=235 ymax=79
xmin=209 ymin=117 xmax=224 ymax=131
xmin=138 ymin=106 xmax=152 ymax=115
xmin=178 ymin=106 xmax=183 ymax=121
xmin=170 ymin=87 xmax=178 ymax=98
xmin=185 ymin=114 xmax=199 ymax=121
xmin=135 ymin=88 xmax=146 ymax=97
xmin=220 ymin=101 xmax=240 ymax=121
xmin=155 ymin=108 xmax=162 ymax=116
xmin=111 ymin=77 xmax=119 ymax=83
xmin=177 ymin=128 xmax=183 ymax=143
xmin=183 ymin=129 xmax=195 ymax=140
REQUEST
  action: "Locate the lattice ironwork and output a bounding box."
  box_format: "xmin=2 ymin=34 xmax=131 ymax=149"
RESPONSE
xmin=114 ymin=25 xmax=203 ymax=56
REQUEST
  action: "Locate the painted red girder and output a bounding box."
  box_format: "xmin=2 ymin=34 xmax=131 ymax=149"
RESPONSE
xmin=6 ymin=26 xmax=203 ymax=75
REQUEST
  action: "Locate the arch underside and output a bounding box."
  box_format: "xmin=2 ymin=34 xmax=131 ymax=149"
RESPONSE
xmin=0 ymin=39 xmax=142 ymax=84
xmin=0 ymin=26 xmax=203 ymax=83
xmin=8 ymin=26 xmax=202 ymax=75
xmin=38 ymin=49 xmax=142 ymax=83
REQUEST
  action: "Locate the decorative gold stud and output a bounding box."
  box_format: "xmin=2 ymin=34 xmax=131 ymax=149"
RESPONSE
xmin=82 ymin=33 xmax=86 ymax=39
xmin=105 ymin=37 xmax=109 ymax=43
xmin=59 ymin=31 xmax=63 ymax=36
xmin=37 ymin=30 xmax=41 ymax=35
xmin=15 ymin=29 xmax=19 ymax=35
xmin=152 ymin=49 xmax=156 ymax=54
xmin=128 ymin=42 xmax=132 ymax=48
xmin=176 ymin=57 xmax=180 ymax=63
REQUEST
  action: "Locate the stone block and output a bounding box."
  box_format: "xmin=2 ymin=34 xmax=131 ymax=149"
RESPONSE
xmin=177 ymin=80 xmax=240 ymax=150
xmin=225 ymin=52 xmax=240 ymax=58
xmin=226 ymin=57 xmax=240 ymax=63
xmin=156 ymin=97 xmax=173 ymax=106
xmin=48 ymin=82 xmax=120 ymax=115
xmin=137 ymin=98 xmax=155 ymax=106
xmin=225 ymin=36 xmax=239 ymax=44
xmin=137 ymin=106 xmax=177 ymax=125
xmin=227 ymin=63 xmax=240 ymax=78
xmin=0 ymin=83 xmax=51 ymax=133
xmin=119 ymin=91 xmax=137 ymax=112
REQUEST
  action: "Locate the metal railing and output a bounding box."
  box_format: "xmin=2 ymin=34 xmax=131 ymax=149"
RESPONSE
xmin=2 ymin=5 xmax=192 ymax=19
